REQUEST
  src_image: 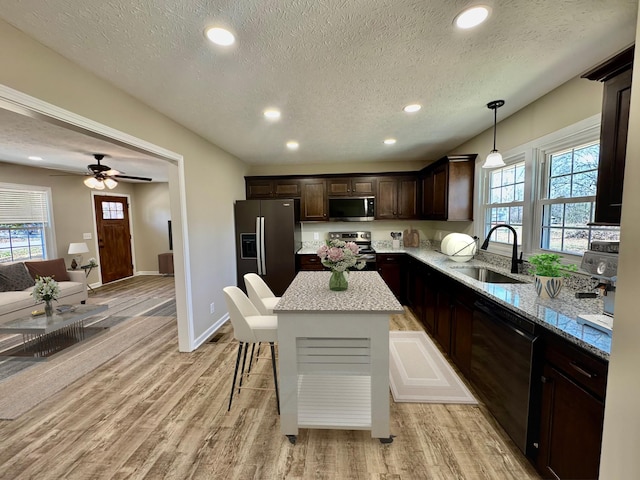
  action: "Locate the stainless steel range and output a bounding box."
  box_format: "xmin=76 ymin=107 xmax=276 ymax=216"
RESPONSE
xmin=328 ymin=231 xmax=376 ymax=270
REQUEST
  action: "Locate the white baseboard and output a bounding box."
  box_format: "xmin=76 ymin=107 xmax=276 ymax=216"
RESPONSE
xmin=193 ymin=313 xmax=229 ymax=350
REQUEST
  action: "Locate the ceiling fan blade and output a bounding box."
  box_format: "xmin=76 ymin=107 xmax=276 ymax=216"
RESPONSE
xmin=114 ymin=174 xmax=152 ymax=182
xmin=104 ymin=169 xmax=121 ymax=176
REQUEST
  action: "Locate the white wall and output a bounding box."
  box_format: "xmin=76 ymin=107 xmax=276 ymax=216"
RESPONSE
xmin=599 ymin=5 xmax=640 ymax=478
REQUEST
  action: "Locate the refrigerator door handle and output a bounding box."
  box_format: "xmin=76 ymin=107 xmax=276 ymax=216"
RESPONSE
xmin=260 ymin=216 xmax=267 ymax=275
xmin=255 ymin=216 xmax=263 ymax=275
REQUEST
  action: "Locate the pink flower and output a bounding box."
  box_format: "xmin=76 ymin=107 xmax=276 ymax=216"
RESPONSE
xmin=327 ymin=247 xmax=344 ymax=262
xmin=345 ymin=242 xmax=359 ymax=254
xmin=317 ymin=244 xmax=329 ymax=259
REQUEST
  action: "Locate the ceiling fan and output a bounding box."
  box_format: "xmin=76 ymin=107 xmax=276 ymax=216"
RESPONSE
xmin=83 ymin=154 xmax=152 ymax=190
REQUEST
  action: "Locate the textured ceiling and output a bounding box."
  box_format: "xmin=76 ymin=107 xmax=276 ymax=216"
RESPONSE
xmin=0 ymin=0 xmax=637 ymax=175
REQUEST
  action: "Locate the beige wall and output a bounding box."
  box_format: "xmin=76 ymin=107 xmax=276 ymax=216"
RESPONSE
xmin=599 ymin=6 xmax=640 ymax=478
xmin=248 ymin=159 xmax=427 ymax=176
xmin=130 ymin=182 xmax=171 ymax=272
xmin=0 ymin=19 xmax=248 ymax=349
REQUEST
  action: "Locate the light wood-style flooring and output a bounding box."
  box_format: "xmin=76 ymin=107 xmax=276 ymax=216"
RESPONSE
xmin=0 ymin=276 xmax=540 ymax=479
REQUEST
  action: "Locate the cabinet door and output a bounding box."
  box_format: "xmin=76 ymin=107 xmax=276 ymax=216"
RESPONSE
xmin=246 ymin=179 xmax=273 ymax=199
xmin=594 ymin=68 xmax=632 ymax=225
xmin=397 ymin=177 xmax=418 ymax=219
xmin=451 ymin=298 xmax=473 ymax=377
xmin=327 ymin=178 xmax=351 ymax=196
xmin=273 ymin=179 xmax=301 ymax=198
xmin=376 ymin=178 xmax=398 ymax=219
xmin=434 ymin=287 xmax=451 ymax=353
xmin=377 ymin=254 xmax=404 ymax=301
xmin=536 ymin=363 xmax=605 ymax=480
xmin=431 ymin=165 xmax=448 ymax=219
xmin=297 ymin=254 xmax=325 ymax=271
xmin=300 ymin=179 xmax=327 ymax=221
xmin=351 ymin=177 xmax=376 ymax=196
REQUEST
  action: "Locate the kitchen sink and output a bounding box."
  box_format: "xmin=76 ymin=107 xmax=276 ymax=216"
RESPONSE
xmin=451 ymin=266 xmax=526 ymax=284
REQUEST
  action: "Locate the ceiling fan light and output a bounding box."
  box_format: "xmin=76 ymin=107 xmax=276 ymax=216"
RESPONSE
xmin=84 ymin=177 xmax=99 ymax=188
xmin=104 ymin=177 xmax=118 ymax=189
xmin=482 ymin=150 xmax=505 ymax=168
xmin=93 ymin=179 xmax=105 ymax=190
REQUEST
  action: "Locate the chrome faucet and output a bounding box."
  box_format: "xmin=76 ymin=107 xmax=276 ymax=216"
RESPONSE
xmin=480 ymin=224 xmax=522 ymax=274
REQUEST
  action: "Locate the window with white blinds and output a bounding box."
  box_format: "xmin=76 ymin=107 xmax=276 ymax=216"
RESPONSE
xmin=0 ymin=184 xmax=53 ymax=263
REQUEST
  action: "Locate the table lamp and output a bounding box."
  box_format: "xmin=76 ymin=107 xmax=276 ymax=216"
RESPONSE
xmin=68 ymin=242 xmax=89 ymax=269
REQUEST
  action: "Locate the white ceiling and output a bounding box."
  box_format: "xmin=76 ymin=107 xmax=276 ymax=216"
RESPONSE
xmin=0 ymin=0 xmax=637 ymax=177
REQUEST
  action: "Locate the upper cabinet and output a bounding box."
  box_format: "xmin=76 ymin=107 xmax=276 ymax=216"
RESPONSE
xmin=376 ymin=175 xmax=419 ymax=220
xmin=420 ymin=154 xmax=476 ymax=221
xmin=582 ymin=45 xmax=634 ymax=225
xmin=327 ymin=176 xmax=377 ymax=197
xmin=299 ymin=178 xmax=328 ymax=221
xmin=246 ymin=177 xmax=301 ymax=199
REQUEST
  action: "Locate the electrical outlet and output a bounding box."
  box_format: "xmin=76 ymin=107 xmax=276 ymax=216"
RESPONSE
xmin=210 ymin=302 xmax=215 ymax=314
xmin=313 ymin=232 xmax=319 ymax=240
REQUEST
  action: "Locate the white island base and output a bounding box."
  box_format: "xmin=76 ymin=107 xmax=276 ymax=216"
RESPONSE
xmin=275 ymin=272 xmax=404 ymax=444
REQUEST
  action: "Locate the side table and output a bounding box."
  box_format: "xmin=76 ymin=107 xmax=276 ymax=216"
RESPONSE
xmin=69 ymin=264 xmax=98 ymax=293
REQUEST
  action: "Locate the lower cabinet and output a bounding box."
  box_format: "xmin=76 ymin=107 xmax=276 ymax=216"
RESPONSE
xmin=376 ymin=254 xmax=405 ymax=301
xmin=532 ymin=333 xmax=607 ymax=480
xmin=450 ymin=288 xmax=475 ymax=377
xmin=296 ymin=254 xmax=325 ymax=271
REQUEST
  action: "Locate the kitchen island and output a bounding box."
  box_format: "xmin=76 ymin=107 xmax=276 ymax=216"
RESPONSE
xmin=274 ymin=270 xmax=403 ymax=443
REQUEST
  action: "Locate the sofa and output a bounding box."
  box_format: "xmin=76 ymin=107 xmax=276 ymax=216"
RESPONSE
xmin=0 ymin=258 xmax=88 ymax=325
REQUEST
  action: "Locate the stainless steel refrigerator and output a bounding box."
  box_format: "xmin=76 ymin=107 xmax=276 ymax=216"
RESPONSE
xmin=234 ymin=199 xmax=301 ymax=296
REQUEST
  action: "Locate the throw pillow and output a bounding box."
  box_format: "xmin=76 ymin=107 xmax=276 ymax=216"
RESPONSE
xmin=0 ymin=262 xmax=36 ymax=292
xmin=24 ymin=258 xmax=71 ymax=282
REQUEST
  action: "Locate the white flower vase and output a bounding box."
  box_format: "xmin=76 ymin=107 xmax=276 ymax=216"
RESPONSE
xmin=534 ymin=275 xmax=563 ymax=299
xmin=44 ymin=300 xmax=54 ymax=317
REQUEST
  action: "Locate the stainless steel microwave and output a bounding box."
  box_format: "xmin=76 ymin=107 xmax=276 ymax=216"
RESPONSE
xmin=328 ymin=197 xmax=375 ymax=221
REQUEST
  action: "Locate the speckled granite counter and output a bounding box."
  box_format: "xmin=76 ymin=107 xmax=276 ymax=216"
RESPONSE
xmin=275 ymin=271 xmax=403 ymax=314
xmin=296 ymin=247 xmax=611 ymax=359
xmin=382 ymin=247 xmax=611 ymax=359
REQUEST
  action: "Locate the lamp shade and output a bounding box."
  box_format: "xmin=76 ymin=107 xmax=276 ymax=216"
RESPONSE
xmin=482 ymin=150 xmax=506 ymax=168
xmin=68 ymin=242 xmax=89 ymax=255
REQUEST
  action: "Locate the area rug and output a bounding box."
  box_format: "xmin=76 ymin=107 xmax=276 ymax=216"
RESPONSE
xmin=0 ymin=297 xmax=175 ymax=419
xmin=389 ymin=330 xmax=477 ymax=404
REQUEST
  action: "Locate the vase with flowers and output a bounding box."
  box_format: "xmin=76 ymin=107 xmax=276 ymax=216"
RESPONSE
xmin=317 ymin=240 xmax=366 ymax=291
xmin=31 ymin=276 xmax=61 ymax=316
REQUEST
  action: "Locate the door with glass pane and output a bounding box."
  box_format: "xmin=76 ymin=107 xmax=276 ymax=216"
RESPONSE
xmin=94 ymin=195 xmax=133 ymax=283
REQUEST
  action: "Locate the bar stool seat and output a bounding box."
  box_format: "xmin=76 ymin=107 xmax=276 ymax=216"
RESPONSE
xmin=244 ymin=273 xmax=280 ymax=315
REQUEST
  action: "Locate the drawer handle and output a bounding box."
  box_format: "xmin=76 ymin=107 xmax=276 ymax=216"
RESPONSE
xmin=570 ymin=361 xmax=597 ymax=379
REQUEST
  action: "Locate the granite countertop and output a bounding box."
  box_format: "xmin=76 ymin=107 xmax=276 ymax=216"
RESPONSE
xmin=274 ymin=271 xmax=404 ymax=314
xmin=296 ymin=245 xmax=611 ymax=359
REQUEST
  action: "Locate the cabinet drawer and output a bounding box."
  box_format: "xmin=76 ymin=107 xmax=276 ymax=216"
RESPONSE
xmin=297 ymin=254 xmax=325 ymax=271
xmin=544 ymin=334 xmax=608 ymax=399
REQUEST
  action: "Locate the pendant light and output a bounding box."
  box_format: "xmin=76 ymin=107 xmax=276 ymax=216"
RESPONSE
xmin=482 ymin=99 xmax=506 ymax=168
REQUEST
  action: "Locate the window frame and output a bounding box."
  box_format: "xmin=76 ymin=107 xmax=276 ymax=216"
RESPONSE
xmin=476 ymin=114 xmax=604 ymax=263
xmin=0 ymin=182 xmax=57 ymax=263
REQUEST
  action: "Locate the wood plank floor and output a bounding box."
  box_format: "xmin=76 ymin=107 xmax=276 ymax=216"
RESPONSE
xmin=0 ymin=276 xmax=540 ymax=479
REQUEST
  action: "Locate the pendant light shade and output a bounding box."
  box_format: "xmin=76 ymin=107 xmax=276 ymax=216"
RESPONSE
xmin=482 ymin=99 xmax=506 ymax=169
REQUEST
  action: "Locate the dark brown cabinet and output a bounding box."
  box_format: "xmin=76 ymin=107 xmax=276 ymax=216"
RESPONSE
xmin=300 ymin=178 xmax=327 ymax=221
xmin=582 ymin=45 xmax=634 ymax=225
xmin=297 ymin=254 xmax=325 ymax=271
xmin=533 ymin=333 xmax=608 ymax=480
xmin=246 ymin=177 xmax=301 ymax=199
xmin=158 ymin=252 xmax=174 ymax=275
xmin=450 ymin=288 xmax=475 ymax=377
xmin=376 ymin=175 xmax=418 ymax=220
xmin=376 ymin=254 xmax=405 ymax=301
xmin=420 ymin=154 xmax=476 ymax=221
xmin=327 ymin=177 xmax=376 ymax=197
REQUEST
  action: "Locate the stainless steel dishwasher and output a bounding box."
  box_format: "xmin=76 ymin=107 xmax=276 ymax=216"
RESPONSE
xmin=471 ymin=299 xmax=539 ymax=454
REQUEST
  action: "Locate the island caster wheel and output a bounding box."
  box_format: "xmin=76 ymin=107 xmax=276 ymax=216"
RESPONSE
xmin=287 ymin=435 xmax=297 ymax=445
xmin=379 ymin=435 xmax=395 ymax=444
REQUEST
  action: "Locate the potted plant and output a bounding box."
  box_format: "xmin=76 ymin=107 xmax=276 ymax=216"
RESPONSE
xmin=528 ymin=253 xmax=578 ymax=298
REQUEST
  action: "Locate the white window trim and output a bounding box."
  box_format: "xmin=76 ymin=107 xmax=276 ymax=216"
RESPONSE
xmin=475 ymin=114 xmax=601 ymax=263
xmin=0 ymin=182 xmax=57 ymax=259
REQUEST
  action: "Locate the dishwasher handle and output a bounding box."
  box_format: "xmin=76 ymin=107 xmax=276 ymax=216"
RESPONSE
xmin=474 ymin=300 xmax=537 ymax=338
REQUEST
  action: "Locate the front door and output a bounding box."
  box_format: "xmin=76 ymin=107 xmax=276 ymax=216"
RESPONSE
xmin=94 ymin=195 xmax=133 ymax=283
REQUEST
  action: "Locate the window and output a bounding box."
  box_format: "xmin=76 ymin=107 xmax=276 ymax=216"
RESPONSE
xmin=485 ymin=161 xmax=525 ymax=246
xmin=478 ymin=115 xmax=620 ymax=259
xmin=540 ymin=142 xmax=619 ymax=254
xmin=0 ymin=184 xmax=53 ymax=263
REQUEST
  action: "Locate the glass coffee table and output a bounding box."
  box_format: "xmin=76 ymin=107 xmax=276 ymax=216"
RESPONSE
xmin=0 ymin=304 xmax=108 ymax=358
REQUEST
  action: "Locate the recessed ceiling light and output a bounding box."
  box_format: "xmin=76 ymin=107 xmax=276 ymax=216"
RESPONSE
xmin=454 ymin=6 xmax=490 ymax=29
xmin=384 ymin=138 xmax=397 ymax=145
xmin=263 ymin=109 xmax=281 ymax=120
xmin=403 ymin=104 xmax=422 ymax=113
xmin=205 ymin=27 xmax=235 ymax=46
xmin=286 ymin=141 xmax=299 ymax=150
xmin=28 ymin=156 xmax=43 ymax=161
